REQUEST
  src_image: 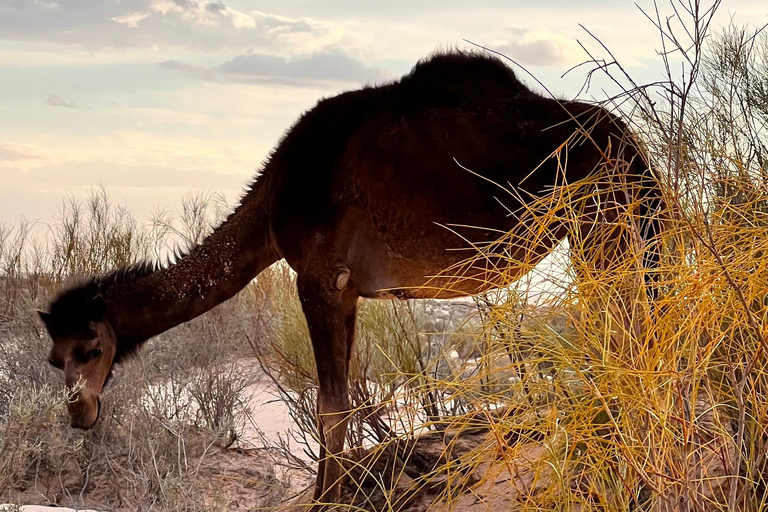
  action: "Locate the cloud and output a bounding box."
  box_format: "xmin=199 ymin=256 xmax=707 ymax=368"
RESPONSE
xmin=219 ymin=50 xmax=389 ymax=85
xmin=111 ymin=12 xmax=151 ymax=29
xmin=161 ymin=49 xmax=390 ymax=87
xmin=159 ymin=60 xmax=220 ymax=80
xmin=0 ymin=0 xmax=364 ymax=54
xmin=491 ymin=26 xmax=581 ymax=67
xmin=0 ymin=142 xmax=48 ymax=163
xmin=45 ymin=94 xmax=78 ymax=108
xmin=107 ymin=165 xmax=247 ymax=189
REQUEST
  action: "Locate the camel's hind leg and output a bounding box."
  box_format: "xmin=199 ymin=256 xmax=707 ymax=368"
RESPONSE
xmin=296 ymin=273 xmax=358 ymax=505
xmin=567 ymin=171 xmax=653 ymax=359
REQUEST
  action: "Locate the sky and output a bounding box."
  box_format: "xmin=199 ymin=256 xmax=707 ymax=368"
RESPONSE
xmin=0 ymin=0 xmax=765 ymax=225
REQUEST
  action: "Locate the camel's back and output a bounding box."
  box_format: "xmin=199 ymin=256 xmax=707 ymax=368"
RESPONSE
xmin=265 ymin=52 xmax=543 ymax=217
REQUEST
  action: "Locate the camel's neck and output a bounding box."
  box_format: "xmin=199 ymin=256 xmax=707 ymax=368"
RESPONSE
xmin=105 ymin=183 xmax=279 ymax=345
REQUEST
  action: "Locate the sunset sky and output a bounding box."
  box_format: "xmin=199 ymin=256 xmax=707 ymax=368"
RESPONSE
xmin=1 ymin=0 xmax=764 ymax=224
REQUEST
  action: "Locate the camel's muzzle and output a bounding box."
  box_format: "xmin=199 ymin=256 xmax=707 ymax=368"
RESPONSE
xmin=69 ymin=396 xmax=100 ymax=430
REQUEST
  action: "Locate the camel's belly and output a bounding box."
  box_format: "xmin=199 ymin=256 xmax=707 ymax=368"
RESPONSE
xmin=352 ymin=244 xmax=552 ymax=300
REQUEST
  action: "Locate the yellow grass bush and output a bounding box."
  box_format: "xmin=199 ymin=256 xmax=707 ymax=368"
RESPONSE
xmin=257 ymin=4 xmax=768 ymax=511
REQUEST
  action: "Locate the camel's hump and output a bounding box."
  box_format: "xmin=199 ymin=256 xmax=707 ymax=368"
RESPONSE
xmin=399 ymin=51 xmax=530 ymax=97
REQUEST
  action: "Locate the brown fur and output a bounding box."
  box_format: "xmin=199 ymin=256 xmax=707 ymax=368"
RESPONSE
xmin=40 ymin=51 xmax=663 ymax=504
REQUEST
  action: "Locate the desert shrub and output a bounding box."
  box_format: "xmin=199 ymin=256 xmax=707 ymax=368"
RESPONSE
xmin=0 ymin=385 xmax=82 ymax=500
xmin=375 ymin=5 xmax=768 ymax=512
xmin=0 ymin=308 xmax=282 ymax=511
xmin=0 ymin=353 xmax=283 ymax=511
xmin=0 ymin=190 xmax=287 ymax=510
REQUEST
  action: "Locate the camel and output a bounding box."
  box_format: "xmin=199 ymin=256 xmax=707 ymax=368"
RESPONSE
xmin=39 ymin=51 xmax=663 ymax=505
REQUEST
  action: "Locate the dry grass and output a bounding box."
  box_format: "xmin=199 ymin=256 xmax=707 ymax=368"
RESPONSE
xmin=3 ymin=2 xmax=768 ymax=512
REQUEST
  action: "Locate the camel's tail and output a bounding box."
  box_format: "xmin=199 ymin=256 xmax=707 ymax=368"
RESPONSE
xmin=638 ymin=164 xmax=665 ymax=302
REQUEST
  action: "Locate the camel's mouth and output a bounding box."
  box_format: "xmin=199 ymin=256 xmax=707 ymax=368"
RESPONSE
xmin=71 ymin=397 xmax=100 ymax=430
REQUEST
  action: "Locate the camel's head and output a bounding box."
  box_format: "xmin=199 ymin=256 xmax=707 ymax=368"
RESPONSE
xmin=38 ymin=284 xmax=117 ymax=430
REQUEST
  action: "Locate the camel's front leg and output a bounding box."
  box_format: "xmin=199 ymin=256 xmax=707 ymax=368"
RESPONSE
xmin=297 ymin=273 xmax=358 ymax=505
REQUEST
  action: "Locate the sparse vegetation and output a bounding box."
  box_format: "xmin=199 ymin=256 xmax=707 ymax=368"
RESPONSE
xmin=0 ymin=191 xmax=291 ymax=510
xmin=3 ymin=2 xmax=768 ymax=512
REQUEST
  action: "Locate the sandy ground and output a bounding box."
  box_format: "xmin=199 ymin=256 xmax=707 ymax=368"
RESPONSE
xmin=279 ymin=422 xmax=556 ymax=512
xmin=5 ymin=375 xmax=735 ymax=512
xmin=239 ymin=379 xmax=318 ymax=459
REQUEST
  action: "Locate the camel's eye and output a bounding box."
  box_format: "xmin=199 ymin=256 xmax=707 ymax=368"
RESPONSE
xmin=75 ymin=347 xmax=102 ymax=363
xmin=85 ymin=348 xmax=102 ymax=361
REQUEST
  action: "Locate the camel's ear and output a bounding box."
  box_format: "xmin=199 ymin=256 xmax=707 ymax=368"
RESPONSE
xmin=89 ymin=295 xmax=106 ymax=321
xmin=37 ymin=310 xmax=52 ymax=326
